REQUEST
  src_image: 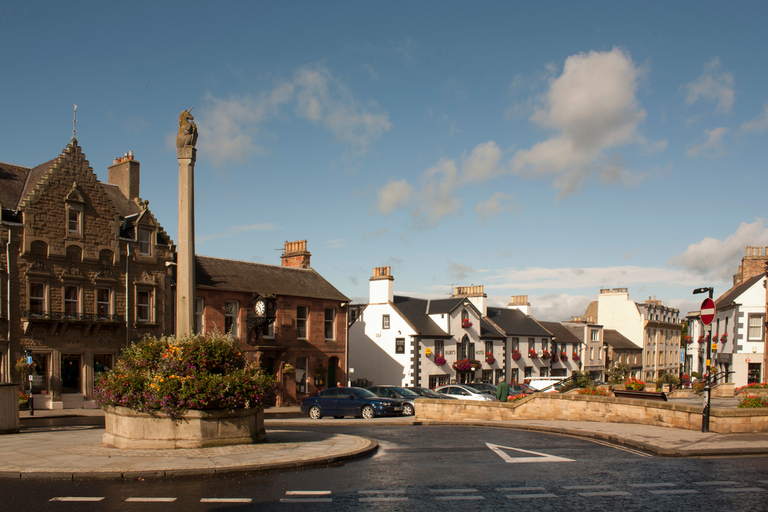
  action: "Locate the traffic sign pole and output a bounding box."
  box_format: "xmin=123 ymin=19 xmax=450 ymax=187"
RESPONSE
xmin=699 ymin=294 xmax=715 ymax=433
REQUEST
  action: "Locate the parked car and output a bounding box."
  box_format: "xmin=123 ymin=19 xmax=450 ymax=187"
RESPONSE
xmin=367 ymin=386 xmax=419 ymax=415
xmin=525 ymin=377 xmax=566 ymax=392
xmin=406 ymin=387 xmax=457 ymax=400
xmin=510 ymin=382 xmax=536 ymax=395
xmin=301 ymin=387 xmax=405 ymax=419
xmin=467 ymin=382 xmax=497 ymax=395
xmin=435 ymin=384 xmax=496 ymax=401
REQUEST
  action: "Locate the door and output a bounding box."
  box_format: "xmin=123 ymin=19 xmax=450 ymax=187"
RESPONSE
xmin=748 ymin=363 xmax=761 ymax=384
xmin=61 ymin=354 xmax=82 ymax=394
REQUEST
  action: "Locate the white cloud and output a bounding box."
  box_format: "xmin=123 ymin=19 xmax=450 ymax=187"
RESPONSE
xmin=667 ymin=219 xmax=768 ymax=281
xmin=197 ymin=223 xmax=278 ymax=243
xmin=195 ymin=65 xmax=390 ymax=167
xmin=447 ymin=261 xmax=474 ymax=281
xmin=413 ymin=158 xmax=462 ymax=226
xmin=511 ymin=48 xmax=648 ymax=198
xmin=476 ymin=192 xmax=515 ymax=222
xmin=686 ymin=127 xmax=728 ymax=157
xmin=460 ymin=141 xmax=503 ymax=184
xmin=683 ymin=58 xmax=735 ymax=114
xmin=376 ymin=180 xmax=413 ymax=215
xmin=738 ymin=103 xmax=768 ymax=135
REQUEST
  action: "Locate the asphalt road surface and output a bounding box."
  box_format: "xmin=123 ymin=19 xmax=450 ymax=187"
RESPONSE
xmin=2 ymin=424 xmax=767 ymax=511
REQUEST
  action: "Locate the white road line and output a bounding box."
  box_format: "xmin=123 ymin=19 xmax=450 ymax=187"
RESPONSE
xmin=359 ymin=497 xmax=410 ymax=502
xmin=505 ymin=493 xmax=558 ymax=499
xmin=285 ymin=490 xmax=332 ymax=495
xmin=718 ymin=487 xmax=766 ymax=493
xmin=563 ymin=485 xmax=613 ymax=490
xmin=50 ymin=497 xmax=105 ymax=502
xmin=629 ymin=483 xmax=678 ymax=488
xmin=279 ymin=498 xmax=333 ymax=503
xmin=358 ymin=490 xmax=406 ymax=494
xmin=578 ymin=491 xmax=632 ymax=497
xmin=649 ymin=490 xmax=699 ymax=495
xmin=585 ymin=438 xmax=653 ymax=457
xmin=429 ymin=488 xmax=478 ymax=493
xmin=693 ymin=481 xmax=738 ymax=485
xmin=200 ymin=498 xmax=253 ymax=503
xmin=126 ymin=497 xmax=177 ymax=502
xmin=497 ymin=487 xmax=547 ymax=492
xmin=435 ymin=496 xmax=484 ymax=500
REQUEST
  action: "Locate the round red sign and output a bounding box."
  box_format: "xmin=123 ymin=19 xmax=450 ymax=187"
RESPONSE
xmin=700 ymin=298 xmax=716 ymax=326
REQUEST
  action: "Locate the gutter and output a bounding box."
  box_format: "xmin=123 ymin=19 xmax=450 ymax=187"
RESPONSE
xmin=4 ymin=230 xmax=10 ymax=383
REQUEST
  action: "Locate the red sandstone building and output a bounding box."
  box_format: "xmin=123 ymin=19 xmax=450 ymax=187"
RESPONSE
xmin=193 ymin=240 xmax=349 ymax=405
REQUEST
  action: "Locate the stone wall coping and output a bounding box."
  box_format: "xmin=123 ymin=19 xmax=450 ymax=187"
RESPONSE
xmin=104 ymin=405 xmax=263 ymax=420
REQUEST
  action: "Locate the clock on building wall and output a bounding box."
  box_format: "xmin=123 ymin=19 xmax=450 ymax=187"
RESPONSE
xmin=246 ymin=292 xmax=277 ymax=342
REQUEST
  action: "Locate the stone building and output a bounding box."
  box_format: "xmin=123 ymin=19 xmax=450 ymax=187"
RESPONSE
xmin=193 ymin=240 xmax=349 ymax=405
xmin=0 ymin=140 xmax=174 ymax=408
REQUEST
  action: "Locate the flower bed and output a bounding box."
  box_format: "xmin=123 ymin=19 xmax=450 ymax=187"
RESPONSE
xmin=577 ymin=388 xmax=610 ymax=396
xmin=95 ymin=333 xmax=277 ymax=448
xmin=736 ymin=382 xmax=768 ymax=394
xmin=738 ymin=395 xmax=768 ymax=408
xmin=624 ymin=377 xmax=645 ymax=391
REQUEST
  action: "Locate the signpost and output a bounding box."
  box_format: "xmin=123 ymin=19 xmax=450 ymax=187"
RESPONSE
xmin=694 ymin=288 xmax=715 ymax=433
xmin=700 ymin=298 xmax=715 ymax=326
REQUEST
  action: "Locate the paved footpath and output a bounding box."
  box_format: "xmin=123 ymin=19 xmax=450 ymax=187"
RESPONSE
xmin=4 ymin=400 xmax=768 ymax=480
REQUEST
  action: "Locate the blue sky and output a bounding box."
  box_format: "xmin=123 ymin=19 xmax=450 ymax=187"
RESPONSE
xmin=3 ymin=1 xmax=768 ymax=320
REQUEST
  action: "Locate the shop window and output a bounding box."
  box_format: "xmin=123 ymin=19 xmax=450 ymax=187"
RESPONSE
xmin=429 ymin=375 xmax=448 ymax=389
xmin=94 ymin=354 xmax=113 ymax=378
xmin=30 ymin=353 xmax=49 ymax=394
xmin=225 ymin=300 xmax=239 ymax=336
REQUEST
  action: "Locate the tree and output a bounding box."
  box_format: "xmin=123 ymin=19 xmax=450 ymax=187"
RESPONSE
xmin=607 ymin=361 xmax=631 ymax=384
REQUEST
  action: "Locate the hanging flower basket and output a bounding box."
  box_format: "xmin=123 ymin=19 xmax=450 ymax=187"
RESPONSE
xmin=720 ymin=334 xmax=727 ymax=342
xmin=572 ymin=354 xmax=581 ymax=362
xmin=684 ymin=336 xmax=693 ymax=344
xmin=698 ymin=335 xmax=705 ymax=344
xmin=541 ymin=350 xmax=551 ymax=360
xmin=15 ymin=358 xmax=36 ymax=377
xmin=551 ymin=355 xmax=559 ymax=363
xmin=452 ymin=359 xmax=480 ymax=372
xmin=560 ymin=352 xmax=568 ymax=362
xmin=283 ymin=363 xmax=296 ymax=375
xmin=485 ymin=353 xmax=495 ymax=365
xmin=528 ymin=349 xmax=538 ymax=359
xmin=461 ymin=320 xmax=473 ymax=329
xmin=434 ymin=354 xmax=446 ymax=366
xmin=511 ymin=351 xmax=522 ymax=361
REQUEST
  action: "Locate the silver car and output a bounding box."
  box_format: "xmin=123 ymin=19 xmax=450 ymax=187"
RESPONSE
xmin=435 ymin=384 xmax=496 ymax=401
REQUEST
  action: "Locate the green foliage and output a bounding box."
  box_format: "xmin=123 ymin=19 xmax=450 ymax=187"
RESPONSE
xmin=624 ymin=377 xmax=645 ymax=391
xmin=738 ymin=395 xmax=768 ymax=408
xmin=607 ymin=362 xmax=631 ymax=384
xmin=655 ymin=373 xmax=681 ymax=390
xmin=559 ymin=370 xmax=594 ymax=392
xmin=94 ymin=333 xmax=278 ymax=416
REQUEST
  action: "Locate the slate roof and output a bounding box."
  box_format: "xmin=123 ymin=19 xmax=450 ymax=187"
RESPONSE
xmin=538 ymin=321 xmax=583 ymax=345
xmin=426 ymin=297 xmax=465 ymax=315
xmin=486 ymin=307 xmax=551 ymax=337
xmin=392 ymin=296 xmax=449 ymax=337
xmin=195 ymin=255 xmax=349 ymax=302
xmin=716 ymin=273 xmax=765 ymax=309
xmin=603 ymin=329 xmax=641 ymax=350
xmin=479 ymin=317 xmax=506 ymax=338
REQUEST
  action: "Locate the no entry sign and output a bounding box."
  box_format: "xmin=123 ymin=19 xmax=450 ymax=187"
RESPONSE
xmin=700 ymin=298 xmax=716 ymax=325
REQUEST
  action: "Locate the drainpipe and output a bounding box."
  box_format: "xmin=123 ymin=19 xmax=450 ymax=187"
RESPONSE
xmin=125 ymin=244 xmax=130 ymax=347
xmin=5 ymin=231 xmax=11 ymax=383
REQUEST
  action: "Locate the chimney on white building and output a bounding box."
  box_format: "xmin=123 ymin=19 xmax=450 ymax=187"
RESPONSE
xmin=508 ymin=295 xmax=531 ymax=315
xmin=453 ymin=285 xmax=486 ymax=316
xmin=370 ymin=266 xmax=394 ymax=304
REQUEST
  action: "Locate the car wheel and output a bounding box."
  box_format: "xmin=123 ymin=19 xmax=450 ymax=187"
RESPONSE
xmin=308 ymin=406 xmax=322 ymax=420
xmin=361 ymin=405 xmax=375 ymax=419
xmin=402 ymin=403 xmax=414 ymax=416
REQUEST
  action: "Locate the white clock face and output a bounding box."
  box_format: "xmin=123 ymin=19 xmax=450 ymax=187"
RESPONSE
xmin=255 ymin=300 xmax=266 ymax=316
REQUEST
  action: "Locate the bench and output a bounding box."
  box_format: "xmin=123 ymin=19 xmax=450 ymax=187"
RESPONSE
xmin=613 ymin=389 xmax=667 ymax=401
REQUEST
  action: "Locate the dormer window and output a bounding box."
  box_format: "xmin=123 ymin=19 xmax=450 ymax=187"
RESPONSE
xmin=138 ymin=228 xmax=152 ymax=255
xmin=64 ymin=182 xmax=85 ymax=238
xmin=68 ymin=209 xmax=80 ymax=234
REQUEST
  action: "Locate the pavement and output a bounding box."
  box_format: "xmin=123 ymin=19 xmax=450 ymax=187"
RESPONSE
xmin=2 ymin=396 xmax=767 ymax=480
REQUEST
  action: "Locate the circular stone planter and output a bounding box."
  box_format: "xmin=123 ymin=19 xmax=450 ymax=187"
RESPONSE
xmin=102 ymin=405 xmax=266 ymax=449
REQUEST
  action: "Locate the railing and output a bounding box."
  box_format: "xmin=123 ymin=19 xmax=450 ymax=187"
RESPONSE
xmin=22 ymin=311 xmax=124 ymax=323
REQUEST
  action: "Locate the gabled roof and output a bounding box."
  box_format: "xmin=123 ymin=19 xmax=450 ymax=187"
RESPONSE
xmin=716 ymin=273 xmax=765 ymax=308
xmin=603 ymin=329 xmax=641 ymax=350
xmin=195 ymin=255 xmax=349 ymax=302
xmin=426 ymin=297 xmax=466 ymax=315
xmin=392 ymin=296 xmax=449 ymax=337
xmin=479 ymin=317 xmax=505 ymax=339
xmin=486 ymin=307 xmax=551 ymax=337
xmin=538 ymin=321 xmax=583 ymax=345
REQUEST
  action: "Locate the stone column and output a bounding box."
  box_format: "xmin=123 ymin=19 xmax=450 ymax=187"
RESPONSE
xmin=176 ymin=146 xmax=196 ymax=337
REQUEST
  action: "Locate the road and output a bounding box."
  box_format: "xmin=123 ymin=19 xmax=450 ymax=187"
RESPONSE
xmin=2 ymin=424 xmax=767 ymax=511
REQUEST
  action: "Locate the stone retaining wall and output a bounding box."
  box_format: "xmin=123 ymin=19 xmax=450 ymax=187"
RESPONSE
xmin=415 ymin=395 xmax=768 ymax=433
xmin=0 ymin=384 xmax=19 ymax=434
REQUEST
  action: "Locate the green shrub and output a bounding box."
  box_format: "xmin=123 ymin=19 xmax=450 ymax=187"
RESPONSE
xmin=94 ymin=333 xmax=278 ymax=416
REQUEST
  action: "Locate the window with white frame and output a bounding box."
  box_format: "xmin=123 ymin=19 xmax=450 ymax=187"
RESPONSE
xmin=63 ymin=285 xmax=79 ymax=317
xmin=67 ymin=208 xmax=81 ymax=235
xmin=429 ymin=375 xmax=448 ymax=388
xmin=29 ymin=281 xmax=47 ymax=315
xmin=435 ymin=340 xmax=444 ymax=356
xmin=225 ymin=301 xmax=239 ymax=335
xmin=529 ymin=338 xmax=536 ymax=352
xmin=590 ymin=329 xmax=599 ymax=341
xmin=324 ymin=308 xmax=335 ymax=340
xmin=511 ymin=337 xmax=519 ymax=351
xmin=748 ymin=314 xmax=764 ymax=340
xmin=138 ymin=227 xmax=153 ymax=256
xmin=195 ymin=298 xmax=204 ymax=334
xmin=382 ymin=314 xmax=390 ymax=329
xmin=484 ymin=340 xmax=493 ymax=354
xmin=96 ymin=287 xmax=111 ymax=318
xmin=136 ymin=289 xmax=152 ymax=323
xmin=297 ymin=305 xmax=308 ymax=339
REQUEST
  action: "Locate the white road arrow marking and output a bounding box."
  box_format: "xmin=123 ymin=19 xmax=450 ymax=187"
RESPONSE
xmin=486 ymin=443 xmax=575 ymax=463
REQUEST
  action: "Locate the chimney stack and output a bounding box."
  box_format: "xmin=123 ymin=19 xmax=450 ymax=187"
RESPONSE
xmin=370 ymin=266 xmax=394 ymax=304
xmin=281 ymin=240 xmax=311 ymax=268
xmin=508 ymin=294 xmax=531 ymax=315
xmin=108 ymin=151 xmax=140 ymax=201
xmin=453 ymin=285 xmax=487 ymax=316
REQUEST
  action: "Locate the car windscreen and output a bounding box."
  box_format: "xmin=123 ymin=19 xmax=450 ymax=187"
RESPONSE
xmin=389 ymin=386 xmax=418 ymax=396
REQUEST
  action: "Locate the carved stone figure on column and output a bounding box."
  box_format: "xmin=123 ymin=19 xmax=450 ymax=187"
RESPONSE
xmin=177 ymin=109 xmax=198 ymax=148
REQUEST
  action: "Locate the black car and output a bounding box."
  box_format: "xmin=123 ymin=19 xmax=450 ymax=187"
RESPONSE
xmin=300 ymin=387 xmax=405 ymax=419
xmin=367 ymin=385 xmax=419 ymax=415
xmin=406 ymin=387 xmax=457 ymax=399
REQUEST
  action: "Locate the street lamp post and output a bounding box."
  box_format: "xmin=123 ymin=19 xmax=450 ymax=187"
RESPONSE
xmin=693 ymin=287 xmax=713 ymax=433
